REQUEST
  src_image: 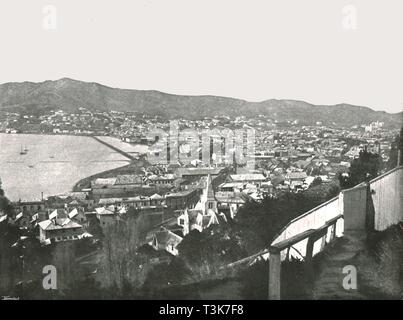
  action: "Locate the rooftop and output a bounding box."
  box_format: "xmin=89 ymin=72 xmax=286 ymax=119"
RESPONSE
xmin=38 ymin=218 xmax=82 ymax=231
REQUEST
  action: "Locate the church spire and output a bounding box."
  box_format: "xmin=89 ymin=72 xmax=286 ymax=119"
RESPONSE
xmin=206 ymin=174 xmax=215 ymax=200
xmin=204 ymin=174 xmax=217 ymax=213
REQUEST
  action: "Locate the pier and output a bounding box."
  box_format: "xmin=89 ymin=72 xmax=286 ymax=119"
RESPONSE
xmin=92 ymin=136 xmax=136 ymax=161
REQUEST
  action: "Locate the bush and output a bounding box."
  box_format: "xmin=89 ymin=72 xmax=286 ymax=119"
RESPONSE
xmin=238 ymin=258 xmax=310 ymax=300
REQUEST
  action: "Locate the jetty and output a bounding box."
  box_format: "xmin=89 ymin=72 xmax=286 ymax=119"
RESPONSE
xmin=92 ymin=136 xmax=136 ymax=161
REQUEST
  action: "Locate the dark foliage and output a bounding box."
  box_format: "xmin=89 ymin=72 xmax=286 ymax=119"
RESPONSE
xmin=0 ymin=188 xmax=13 ymax=215
xmin=387 ymin=127 xmax=403 ymax=169
xmin=310 ymin=176 xmax=323 ymax=187
xmin=235 ymin=183 xmax=339 ymax=251
xmin=339 ymin=150 xmax=382 ymax=189
xmin=177 ymin=181 xmax=339 ymax=284
xmin=141 ymin=257 xmax=194 ymax=299
xmin=238 ymin=258 xmax=310 ymax=300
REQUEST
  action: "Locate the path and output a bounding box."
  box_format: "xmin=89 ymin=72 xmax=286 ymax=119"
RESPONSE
xmin=312 ymin=231 xmax=367 ymax=300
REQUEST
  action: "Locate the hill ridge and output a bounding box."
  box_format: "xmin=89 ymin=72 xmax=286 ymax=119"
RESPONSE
xmin=0 ymin=78 xmax=401 ymax=127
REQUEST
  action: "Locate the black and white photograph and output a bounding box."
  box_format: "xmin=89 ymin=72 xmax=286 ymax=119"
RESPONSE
xmin=0 ymin=0 xmax=402 ymax=308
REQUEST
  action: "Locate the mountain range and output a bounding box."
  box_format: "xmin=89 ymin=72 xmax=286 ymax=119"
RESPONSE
xmin=0 ymin=78 xmax=401 ymax=127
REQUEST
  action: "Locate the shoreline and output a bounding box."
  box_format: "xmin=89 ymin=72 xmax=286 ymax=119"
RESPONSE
xmin=0 ymin=133 xmax=149 ymax=201
xmin=72 ymin=155 xmax=148 ymax=192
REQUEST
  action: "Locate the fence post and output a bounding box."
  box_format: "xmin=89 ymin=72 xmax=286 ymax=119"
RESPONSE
xmin=304 ymin=236 xmax=315 ymax=281
xmin=343 ymin=185 xmax=367 ymax=232
xmin=365 ymin=182 xmax=375 ymax=232
xmin=268 ymin=248 xmax=281 ymax=300
xmin=330 ymin=222 xmax=336 ymax=241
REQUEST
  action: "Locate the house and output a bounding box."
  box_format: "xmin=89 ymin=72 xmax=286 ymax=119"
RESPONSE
xmin=97 ymin=193 xmax=165 ymax=209
xmin=147 ymin=174 xmax=175 ymax=186
xmin=66 ymin=198 xmax=88 ymax=210
xmin=149 ymin=214 xmax=184 ymax=237
xmin=290 ymin=180 xmax=304 ymax=191
xmin=91 ymin=175 xmax=144 ymax=197
xmin=149 ymin=193 xmax=164 ymax=206
xmin=114 ymin=174 xmax=143 ymax=187
xmin=9 ymin=212 xmax=31 ymax=229
xmin=218 ymin=182 xmax=244 ymax=193
xmin=137 ymin=244 xmax=173 ymax=265
xmin=95 ymin=207 xmax=117 ymax=228
xmin=125 ymin=194 xmax=164 ymax=208
xmin=91 ymin=178 xmax=117 ymax=189
xmin=286 ymin=171 xmax=308 ymax=183
xmin=165 ymin=188 xmax=200 ymax=210
xmin=68 ymin=208 xmax=87 ymax=225
xmin=260 ymin=181 xmax=273 ymax=193
xmin=149 ymin=229 xmax=183 ymax=256
xmin=228 ymin=173 xmax=266 ymax=187
xmin=175 ymin=167 xmax=223 ymax=180
xmin=14 ymin=200 xmax=45 ymax=215
xmin=38 ymin=218 xmax=86 ymax=243
xmin=215 ymin=192 xmax=247 ymax=219
xmin=48 ymin=208 xmax=69 ymax=220
xmin=270 ymin=174 xmax=285 ymax=187
xmin=0 ymin=214 xmax=7 ymax=224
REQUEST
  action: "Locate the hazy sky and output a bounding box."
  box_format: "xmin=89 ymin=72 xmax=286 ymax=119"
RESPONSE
xmin=0 ymin=0 xmax=402 ymax=113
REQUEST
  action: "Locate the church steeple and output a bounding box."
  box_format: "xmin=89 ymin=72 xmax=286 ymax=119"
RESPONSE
xmin=206 ymin=174 xmax=214 ymax=199
xmin=205 ymin=174 xmax=217 ymax=213
xmin=233 ymin=148 xmax=237 ymax=173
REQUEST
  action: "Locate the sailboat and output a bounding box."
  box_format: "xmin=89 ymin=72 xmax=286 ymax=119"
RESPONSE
xmin=20 ymin=145 xmax=27 ymax=155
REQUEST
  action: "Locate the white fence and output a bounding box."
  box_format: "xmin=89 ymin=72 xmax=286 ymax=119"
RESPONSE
xmin=270 ymin=166 xmax=403 ymax=260
xmin=271 ymin=196 xmax=344 ymax=259
xmin=369 ymin=166 xmax=403 ymax=231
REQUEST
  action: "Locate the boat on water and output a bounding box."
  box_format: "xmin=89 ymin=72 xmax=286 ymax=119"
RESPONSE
xmin=19 ymin=145 xmax=27 ymax=155
xmin=28 ymin=165 xmax=34 ymax=168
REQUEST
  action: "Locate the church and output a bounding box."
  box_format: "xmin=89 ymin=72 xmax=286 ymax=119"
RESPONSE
xmin=176 ymin=174 xmax=225 ymax=236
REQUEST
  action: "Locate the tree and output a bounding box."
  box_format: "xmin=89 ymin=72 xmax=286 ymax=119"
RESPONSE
xmin=238 ymin=258 xmax=310 ymax=299
xmin=311 ymin=167 xmax=322 ymax=176
xmin=87 ymin=216 xmax=104 ymax=240
xmin=0 ymin=188 xmax=13 ymax=216
xmin=178 ymin=224 xmax=247 ymax=280
xmin=387 ymin=127 xmax=403 ymax=169
xmin=175 ymin=180 xmax=341 ymax=285
xmin=142 ymin=257 xmax=192 ymax=298
xmin=339 ymin=149 xmax=382 ymax=189
xmin=310 ymin=177 xmax=322 ymax=187
xmin=235 ymin=183 xmax=339 ymax=253
xmin=99 ymin=212 xmax=150 ymax=291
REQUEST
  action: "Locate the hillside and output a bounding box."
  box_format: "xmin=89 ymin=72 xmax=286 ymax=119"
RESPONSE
xmin=0 ymin=78 xmax=401 ymax=127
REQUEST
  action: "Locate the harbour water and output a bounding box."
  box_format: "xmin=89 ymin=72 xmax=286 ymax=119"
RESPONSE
xmin=0 ymin=134 xmax=147 ymax=201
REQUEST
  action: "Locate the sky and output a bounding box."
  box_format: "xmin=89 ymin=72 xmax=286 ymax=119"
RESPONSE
xmin=0 ymin=0 xmax=402 ymax=113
